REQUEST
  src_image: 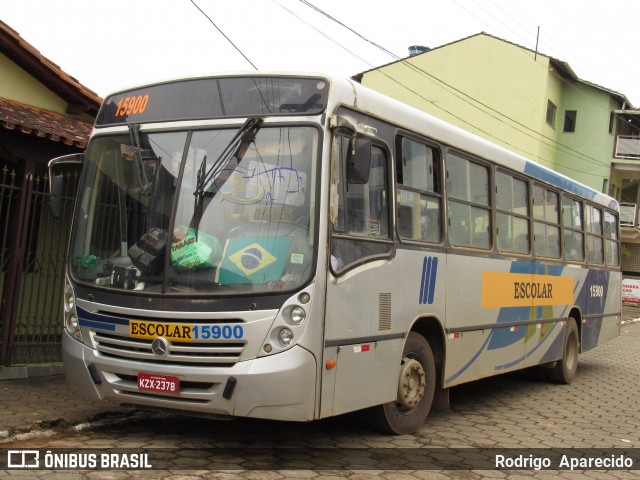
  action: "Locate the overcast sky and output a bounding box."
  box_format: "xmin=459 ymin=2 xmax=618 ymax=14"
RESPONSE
xmin=3 ymin=0 xmax=640 ymax=105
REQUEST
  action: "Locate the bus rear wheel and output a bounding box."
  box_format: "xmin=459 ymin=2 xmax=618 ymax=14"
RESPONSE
xmin=367 ymin=332 xmax=435 ymax=434
xmin=546 ymin=317 xmax=579 ymax=384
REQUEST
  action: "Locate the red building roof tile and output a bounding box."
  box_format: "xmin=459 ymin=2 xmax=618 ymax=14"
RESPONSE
xmin=0 ymin=97 xmax=92 ymax=148
xmin=0 ymin=21 xmax=101 ymax=116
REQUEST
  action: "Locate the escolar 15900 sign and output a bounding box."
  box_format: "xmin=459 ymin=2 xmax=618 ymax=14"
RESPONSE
xmin=129 ymin=320 xmax=244 ymax=341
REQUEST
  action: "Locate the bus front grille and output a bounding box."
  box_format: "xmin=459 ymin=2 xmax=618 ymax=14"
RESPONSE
xmin=91 ymin=331 xmax=245 ymax=367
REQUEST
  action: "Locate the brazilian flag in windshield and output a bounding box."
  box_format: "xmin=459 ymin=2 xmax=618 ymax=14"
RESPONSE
xmin=217 ymin=236 xmax=292 ymax=285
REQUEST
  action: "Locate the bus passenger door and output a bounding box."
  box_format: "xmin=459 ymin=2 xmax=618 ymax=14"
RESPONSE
xmin=321 ymin=134 xmax=402 ymax=416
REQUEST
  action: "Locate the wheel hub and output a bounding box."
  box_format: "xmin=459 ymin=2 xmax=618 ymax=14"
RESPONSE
xmin=397 ymin=358 xmax=426 ymax=410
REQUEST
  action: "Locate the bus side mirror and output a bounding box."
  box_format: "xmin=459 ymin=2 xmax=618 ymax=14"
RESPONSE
xmin=347 ymin=138 xmax=371 ymax=184
xmin=48 ymin=153 xmax=84 ymax=218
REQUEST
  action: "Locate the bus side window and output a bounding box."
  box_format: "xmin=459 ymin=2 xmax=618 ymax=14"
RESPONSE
xmin=562 ymin=196 xmax=585 ymax=262
xmin=396 ymin=137 xmax=442 ymax=243
xmin=496 ymin=170 xmax=530 ymax=255
xmin=446 ymin=153 xmax=491 ymax=249
xmin=586 ymin=204 xmax=604 ymax=264
xmin=533 ymin=185 xmax=561 ymax=259
xmin=604 ymin=210 xmax=620 ymax=266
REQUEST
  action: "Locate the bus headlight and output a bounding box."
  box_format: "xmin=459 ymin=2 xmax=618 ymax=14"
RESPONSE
xmin=260 ymin=285 xmax=314 ymax=357
xmin=63 ymin=277 xmax=82 ymax=342
xmin=67 ymin=314 xmax=79 ymax=331
xmin=289 ymin=306 xmax=306 ymax=325
xmin=278 ymin=328 xmax=294 ymax=346
xmin=64 ymin=283 xmax=75 ymax=313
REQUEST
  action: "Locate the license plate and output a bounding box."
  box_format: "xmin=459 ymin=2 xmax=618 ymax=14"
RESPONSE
xmin=137 ymin=372 xmax=179 ymax=395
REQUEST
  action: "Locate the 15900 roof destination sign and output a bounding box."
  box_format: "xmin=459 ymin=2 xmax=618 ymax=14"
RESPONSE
xmin=96 ymin=76 xmax=329 ymax=126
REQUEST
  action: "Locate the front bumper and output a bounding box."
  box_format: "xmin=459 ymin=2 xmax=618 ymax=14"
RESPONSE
xmin=63 ymin=331 xmax=317 ymax=421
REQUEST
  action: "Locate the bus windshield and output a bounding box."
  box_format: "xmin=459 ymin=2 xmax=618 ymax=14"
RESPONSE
xmin=69 ymin=124 xmax=318 ymax=295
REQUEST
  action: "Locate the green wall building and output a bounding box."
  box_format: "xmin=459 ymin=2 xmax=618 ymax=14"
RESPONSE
xmin=356 ymin=33 xmax=636 ymax=193
xmin=356 ymin=33 xmax=640 ymax=314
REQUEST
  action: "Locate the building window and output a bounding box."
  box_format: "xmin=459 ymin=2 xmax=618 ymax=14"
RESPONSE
xmin=546 ymin=100 xmax=557 ymax=127
xmin=563 ymin=110 xmax=577 ymax=133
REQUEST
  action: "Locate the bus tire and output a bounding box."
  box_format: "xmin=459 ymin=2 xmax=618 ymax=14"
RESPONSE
xmin=547 ymin=317 xmax=579 ymax=384
xmin=367 ymin=332 xmax=435 ymax=435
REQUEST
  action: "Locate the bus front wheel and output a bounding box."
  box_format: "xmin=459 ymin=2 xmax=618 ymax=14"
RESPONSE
xmin=367 ymin=332 xmax=435 ymax=434
xmin=546 ymin=317 xmax=579 ymax=384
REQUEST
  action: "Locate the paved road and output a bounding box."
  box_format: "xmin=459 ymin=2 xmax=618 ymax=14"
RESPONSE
xmin=2 ymin=323 xmax=640 ymax=478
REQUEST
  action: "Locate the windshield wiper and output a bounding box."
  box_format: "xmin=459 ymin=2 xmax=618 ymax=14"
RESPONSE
xmin=128 ymin=123 xmax=151 ymax=193
xmin=192 ymin=116 xmax=263 ymax=236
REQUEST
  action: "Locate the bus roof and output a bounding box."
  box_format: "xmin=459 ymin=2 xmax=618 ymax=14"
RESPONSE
xmin=98 ymin=72 xmax=618 ymax=211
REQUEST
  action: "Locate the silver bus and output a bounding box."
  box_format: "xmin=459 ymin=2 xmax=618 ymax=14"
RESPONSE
xmin=52 ymin=73 xmax=621 ymax=434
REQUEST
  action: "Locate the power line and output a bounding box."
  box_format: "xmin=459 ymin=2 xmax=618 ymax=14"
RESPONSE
xmin=272 ymin=0 xmax=374 ymax=68
xmin=297 ymin=0 xmax=400 ymax=60
xmin=454 ymin=0 xmax=534 ymax=49
xmin=294 ymin=0 xmax=615 ymax=173
xmin=189 ymin=0 xmax=258 ymax=71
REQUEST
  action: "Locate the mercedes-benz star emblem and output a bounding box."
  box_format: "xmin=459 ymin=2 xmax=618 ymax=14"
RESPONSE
xmin=151 ymin=337 xmax=170 ymax=357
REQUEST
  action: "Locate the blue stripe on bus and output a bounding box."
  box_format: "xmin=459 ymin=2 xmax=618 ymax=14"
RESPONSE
xmin=77 ymin=306 xmax=130 ymax=326
xmin=428 ymin=258 xmax=438 ymax=304
xmin=419 ymin=257 xmax=429 ymax=304
xmin=495 ymin=354 xmax=525 ymax=370
xmin=524 ymin=162 xmax=598 ymax=200
xmin=78 ymin=319 xmax=116 ymax=331
xmin=445 ymin=332 xmax=493 ymax=384
xmin=450 ymin=320 xmax=561 ymax=382
xmin=525 ymin=321 xmax=560 ymax=359
xmin=537 ymin=326 xmax=565 ymax=364
xmin=419 ymin=256 xmax=438 ymax=305
xmin=495 ymin=321 xmax=561 ymax=370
